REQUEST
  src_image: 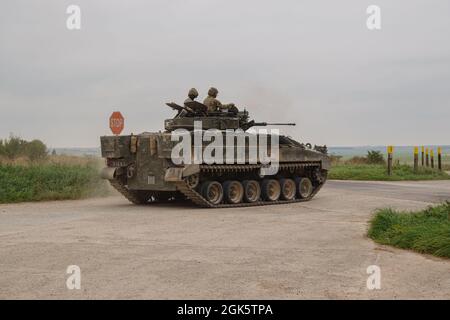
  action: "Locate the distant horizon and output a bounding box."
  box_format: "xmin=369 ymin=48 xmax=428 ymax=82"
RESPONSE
xmin=52 ymin=144 xmax=450 ymax=150
xmin=51 ymin=141 xmax=450 ymax=149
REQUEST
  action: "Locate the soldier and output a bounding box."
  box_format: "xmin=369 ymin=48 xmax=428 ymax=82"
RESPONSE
xmin=176 ymin=88 xmax=198 ymax=117
xmin=203 ymin=87 xmax=235 ymax=113
xmin=184 ymin=88 xmax=199 ymax=105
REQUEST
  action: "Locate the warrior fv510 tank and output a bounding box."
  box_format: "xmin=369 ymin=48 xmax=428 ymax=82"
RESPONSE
xmin=100 ymin=100 xmax=330 ymax=208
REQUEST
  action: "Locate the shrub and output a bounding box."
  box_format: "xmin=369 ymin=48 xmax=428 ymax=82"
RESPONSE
xmin=368 ymin=202 xmax=450 ymax=258
xmin=24 ymin=139 xmax=48 ymax=161
xmin=0 ymin=135 xmax=27 ymax=159
xmin=366 ymin=150 xmax=385 ymax=164
xmin=0 ymin=135 xmax=48 ymax=162
xmin=329 ymin=164 xmax=450 ymax=181
xmin=346 ymin=156 xmax=368 ymax=165
xmin=329 ymin=154 xmax=343 ymax=165
xmin=0 ymin=162 xmax=111 ymax=203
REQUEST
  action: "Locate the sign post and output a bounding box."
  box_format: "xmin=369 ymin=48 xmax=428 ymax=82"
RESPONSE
xmin=421 ymin=146 xmax=424 ymax=166
xmin=438 ymin=147 xmax=442 ymax=171
xmin=387 ymin=146 xmax=394 ymax=176
xmin=413 ymin=146 xmax=419 ymax=172
xmin=109 ymin=111 xmax=124 ymax=135
xmin=430 ymin=149 xmax=434 ymax=169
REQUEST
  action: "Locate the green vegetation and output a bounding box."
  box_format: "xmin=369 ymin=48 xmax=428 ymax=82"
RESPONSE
xmin=329 ymin=164 xmax=450 ymax=181
xmin=329 ymin=149 xmax=449 ymax=181
xmin=0 ymin=135 xmax=111 ymax=204
xmin=330 ymin=147 xmax=450 ymax=168
xmin=0 ymin=162 xmax=110 ymax=203
xmin=340 ymin=150 xmax=386 ymax=165
xmin=0 ymin=135 xmax=47 ymax=161
xmin=368 ymin=203 xmax=450 ymax=258
xmin=366 ymin=150 xmax=385 ymax=164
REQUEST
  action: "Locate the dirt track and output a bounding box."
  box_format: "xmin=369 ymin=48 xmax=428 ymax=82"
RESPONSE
xmin=0 ymin=180 xmax=449 ymax=299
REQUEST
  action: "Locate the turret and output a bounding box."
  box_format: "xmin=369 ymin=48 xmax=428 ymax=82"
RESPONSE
xmin=165 ymin=101 xmax=295 ymax=132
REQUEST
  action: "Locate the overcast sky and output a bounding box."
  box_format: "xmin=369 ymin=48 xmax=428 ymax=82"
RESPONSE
xmin=1 ymin=0 xmax=449 ymax=147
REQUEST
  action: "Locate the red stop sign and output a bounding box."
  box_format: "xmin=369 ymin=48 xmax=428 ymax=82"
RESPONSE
xmin=109 ymin=111 xmax=124 ymax=135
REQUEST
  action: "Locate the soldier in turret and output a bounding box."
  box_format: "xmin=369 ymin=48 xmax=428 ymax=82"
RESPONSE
xmin=176 ymin=88 xmax=198 ymax=117
xmin=184 ymin=88 xmax=199 ymax=105
xmin=203 ymin=87 xmax=235 ymax=113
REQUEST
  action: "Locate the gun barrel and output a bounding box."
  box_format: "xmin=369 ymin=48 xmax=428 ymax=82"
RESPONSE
xmin=253 ymin=122 xmax=296 ymax=126
xmin=268 ymin=123 xmax=296 ymax=126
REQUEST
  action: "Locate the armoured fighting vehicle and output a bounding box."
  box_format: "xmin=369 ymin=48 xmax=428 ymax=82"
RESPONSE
xmin=100 ymin=100 xmax=330 ymax=208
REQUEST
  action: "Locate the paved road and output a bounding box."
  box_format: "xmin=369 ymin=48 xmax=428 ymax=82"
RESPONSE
xmin=0 ymin=180 xmax=449 ymax=299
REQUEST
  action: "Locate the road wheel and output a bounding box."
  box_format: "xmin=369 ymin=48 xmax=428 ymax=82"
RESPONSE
xmin=296 ymin=177 xmax=313 ymax=199
xmin=201 ymin=181 xmax=223 ymax=205
xmin=261 ymin=179 xmax=281 ymax=201
xmin=242 ymin=180 xmax=261 ymax=203
xmin=280 ymin=178 xmax=296 ymax=200
xmin=223 ymin=180 xmax=244 ymax=204
xmin=185 ymin=174 xmax=200 ymax=189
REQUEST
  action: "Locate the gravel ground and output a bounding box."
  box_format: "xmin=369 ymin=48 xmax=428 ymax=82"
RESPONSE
xmin=0 ymin=180 xmax=449 ymax=299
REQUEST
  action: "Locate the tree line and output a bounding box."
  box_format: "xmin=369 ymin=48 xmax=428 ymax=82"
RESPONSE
xmin=0 ymin=135 xmax=48 ymax=161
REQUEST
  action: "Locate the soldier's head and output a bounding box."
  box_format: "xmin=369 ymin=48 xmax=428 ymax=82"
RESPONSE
xmin=188 ymin=88 xmax=199 ymax=100
xmin=208 ymin=87 xmax=218 ymax=98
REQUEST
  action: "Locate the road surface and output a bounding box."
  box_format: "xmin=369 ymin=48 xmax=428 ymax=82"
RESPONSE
xmin=0 ymin=180 xmax=449 ymax=299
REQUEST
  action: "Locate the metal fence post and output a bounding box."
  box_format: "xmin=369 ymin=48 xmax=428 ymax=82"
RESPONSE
xmin=387 ymin=146 xmax=393 ymax=175
xmin=431 ymin=149 xmax=434 ymax=169
xmin=413 ymin=146 xmax=419 ymax=172
xmin=421 ymin=146 xmax=424 ymax=166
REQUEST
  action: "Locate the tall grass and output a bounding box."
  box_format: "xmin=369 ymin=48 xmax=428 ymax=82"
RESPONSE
xmin=368 ymin=203 xmax=450 ymax=258
xmin=329 ymin=164 xmax=450 ymax=181
xmin=0 ymin=157 xmax=111 ymax=203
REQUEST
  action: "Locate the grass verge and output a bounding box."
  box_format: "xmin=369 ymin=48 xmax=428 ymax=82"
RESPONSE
xmin=329 ymin=164 xmax=450 ymax=181
xmin=368 ymin=203 xmax=450 ymax=258
xmin=0 ymin=163 xmax=111 ymax=203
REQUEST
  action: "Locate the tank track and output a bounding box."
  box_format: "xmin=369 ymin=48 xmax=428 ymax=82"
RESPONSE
xmin=176 ymin=162 xmax=327 ymax=208
xmin=108 ymin=162 xmax=327 ymax=207
xmin=108 ymin=179 xmax=153 ymax=204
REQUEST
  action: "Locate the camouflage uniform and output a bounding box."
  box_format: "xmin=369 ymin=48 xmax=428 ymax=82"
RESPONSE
xmin=184 ymin=88 xmax=198 ymax=105
xmin=203 ymin=87 xmax=234 ymax=113
xmin=178 ymin=88 xmax=198 ymax=117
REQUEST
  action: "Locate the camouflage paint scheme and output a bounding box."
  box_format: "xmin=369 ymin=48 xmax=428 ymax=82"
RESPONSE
xmin=100 ymin=100 xmax=330 ymax=206
xmin=101 ymin=114 xmax=330 ymax=192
